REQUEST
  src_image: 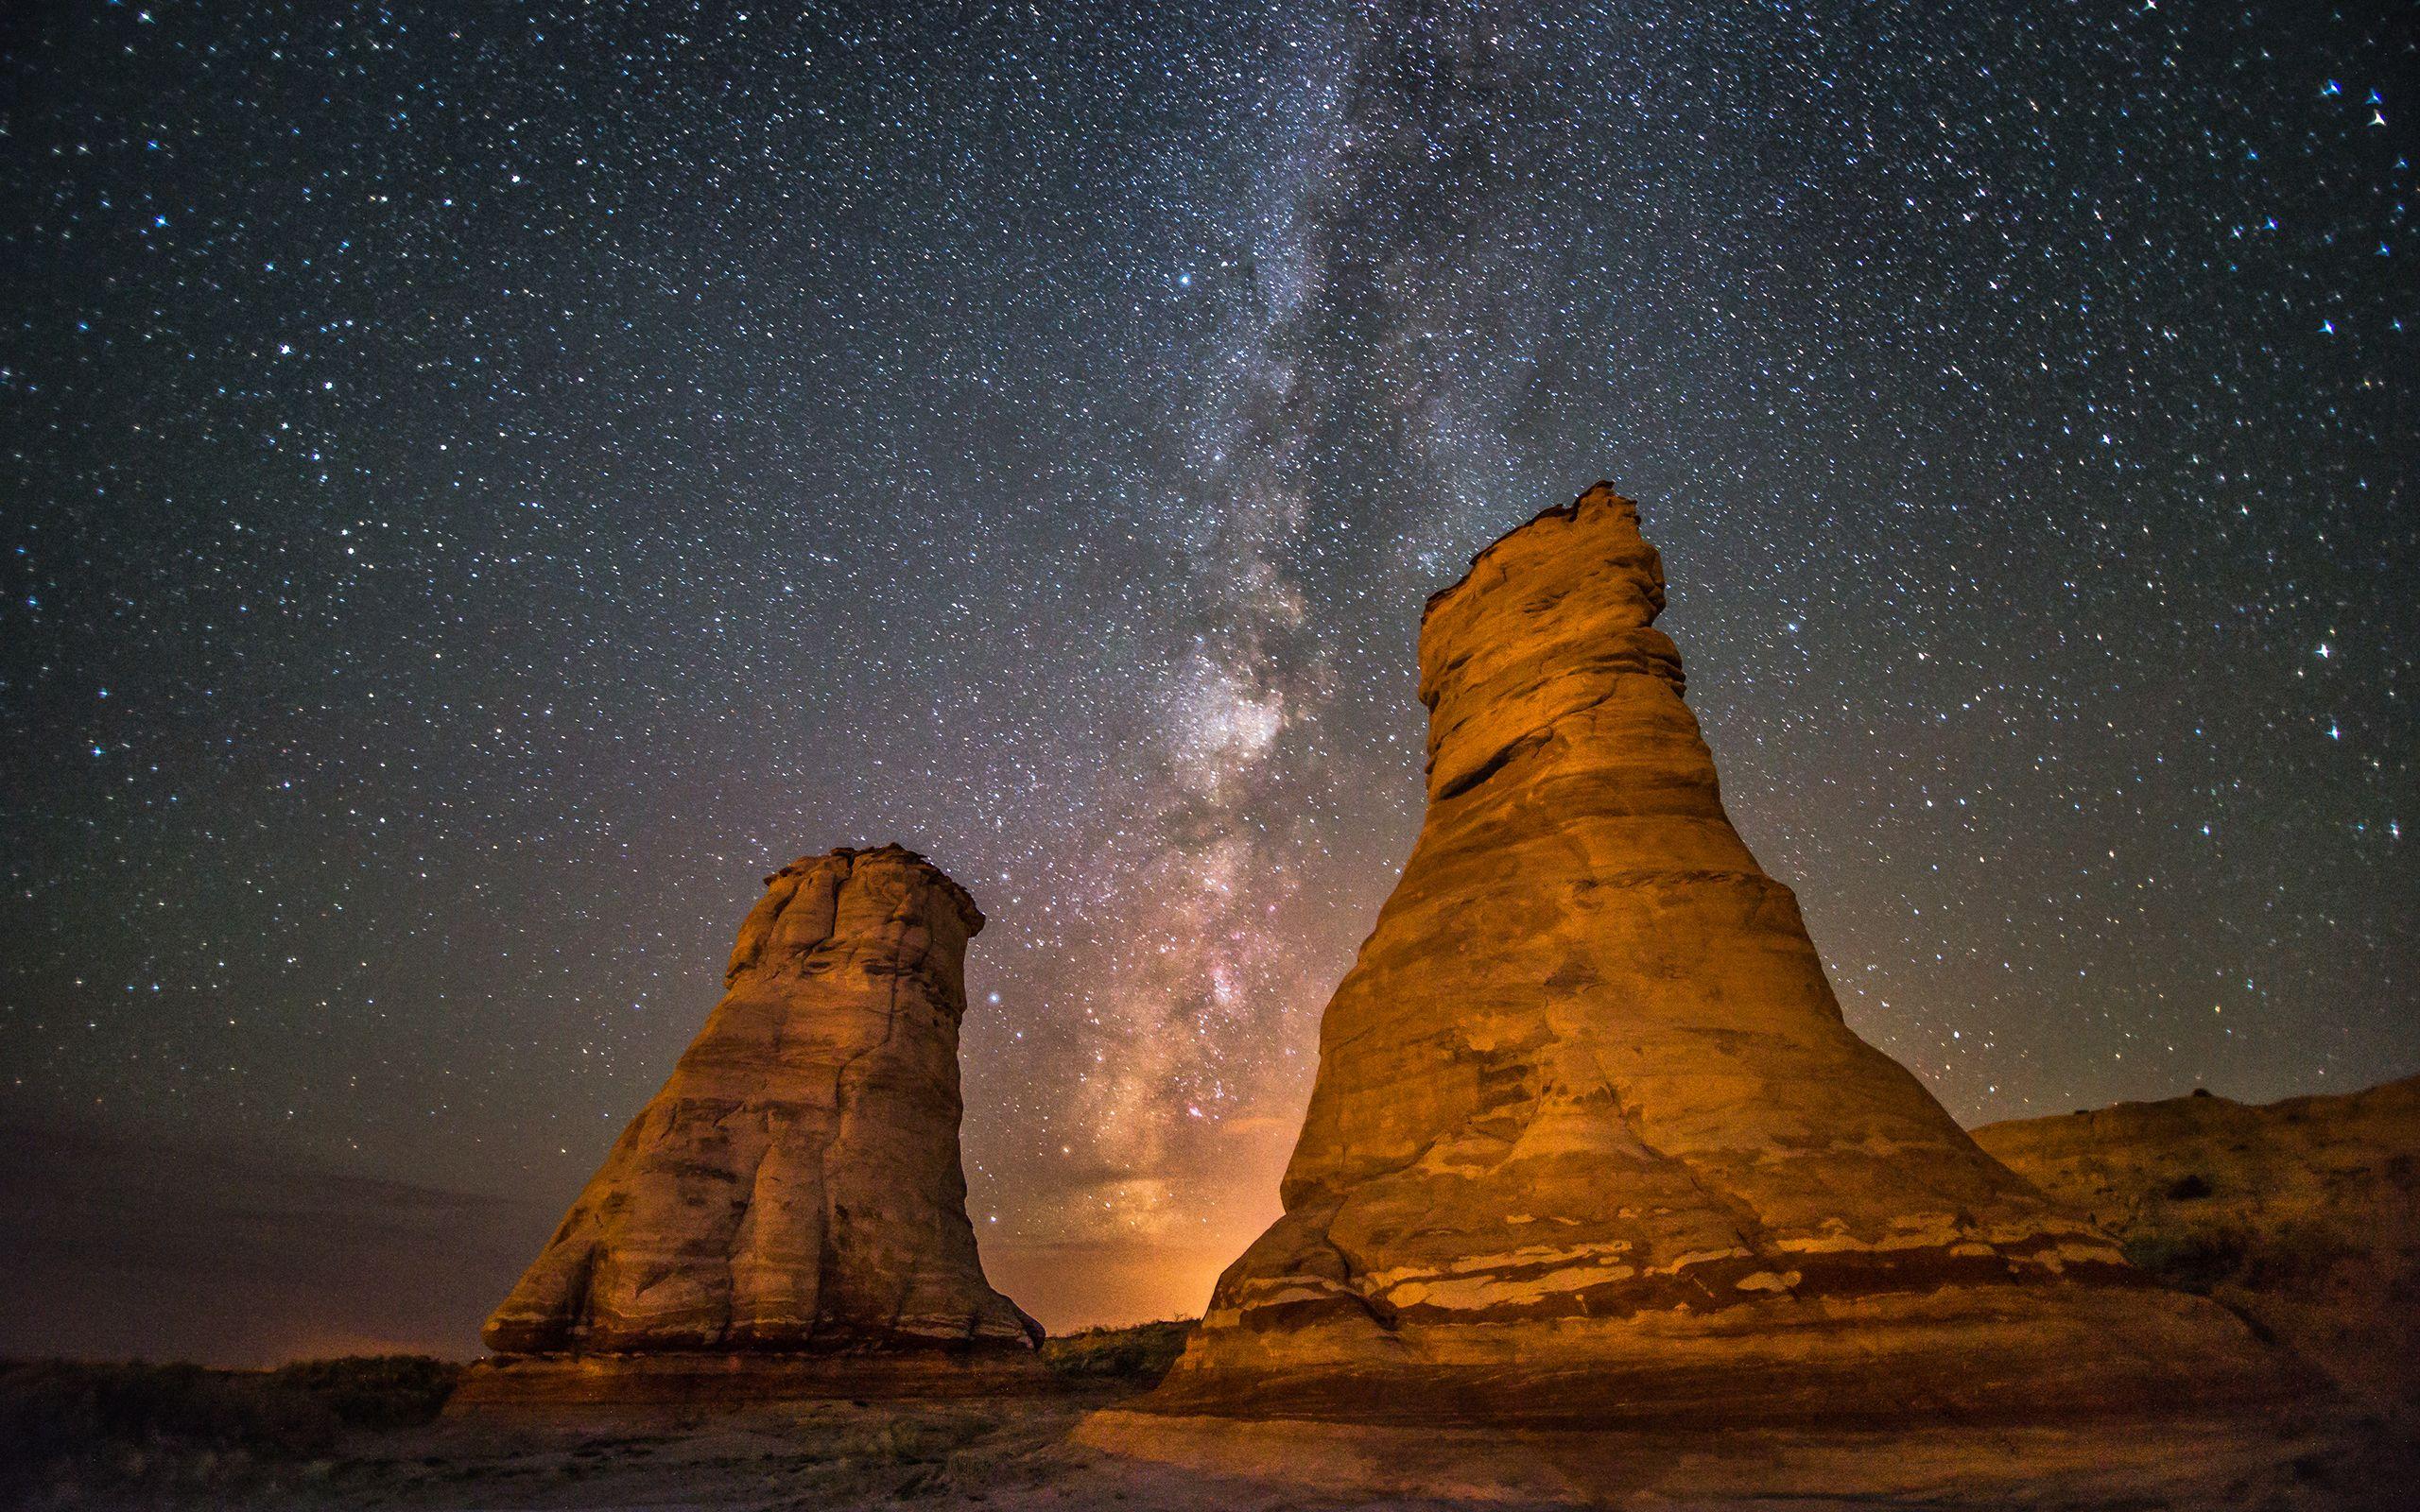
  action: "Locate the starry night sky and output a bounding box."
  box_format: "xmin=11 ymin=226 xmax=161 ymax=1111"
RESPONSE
xmin=4 ymin=2 xmax=2413 ymax=1339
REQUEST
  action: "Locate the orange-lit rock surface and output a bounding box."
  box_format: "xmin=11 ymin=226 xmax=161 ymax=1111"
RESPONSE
xmin=479 ymin=846 xmax=1039 ymax=1364
xmin=1142 ymin=485 xmax=2290 ymax=1426
xmin=1977 ymin=1075 xmax=2420 ymax=1413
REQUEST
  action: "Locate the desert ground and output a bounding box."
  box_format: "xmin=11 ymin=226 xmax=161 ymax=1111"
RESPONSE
xmin=6 ymin=1317 xmax=2413 ymax=1512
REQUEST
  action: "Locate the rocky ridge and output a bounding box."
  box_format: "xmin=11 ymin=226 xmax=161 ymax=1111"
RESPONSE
xmin=1977 ymin=1074 xmax=2419 ymax=1414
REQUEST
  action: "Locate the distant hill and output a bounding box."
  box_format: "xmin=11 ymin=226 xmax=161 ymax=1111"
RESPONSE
xmin=1975 ymin=1075 xmax=2420 ymax=1414
xmin=0 ymin=1120 xmax=550 ymax=1366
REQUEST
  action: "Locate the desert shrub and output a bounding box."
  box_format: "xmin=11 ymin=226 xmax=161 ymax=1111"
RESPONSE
xmin=2120 ymin=1228 xmax=2248 ymax=1293
xmin=2121 ymin=1216 xmax=2360 ymax=1297
xmin=0 ymin=1359 xmax=338 ymax=1469
xmin=268 ymin=1353 xmax=462 ymax=1430
xmin=2233 ymin=1219 xmax=2361 ymax=1290
xmin=836 ymin=1417 xmax=983 ymax=1464
xmin=1040 ymin=1320 xmax=1193 ymax=1382
xmin=0 ymin=1353 xmax=464 ymax=1497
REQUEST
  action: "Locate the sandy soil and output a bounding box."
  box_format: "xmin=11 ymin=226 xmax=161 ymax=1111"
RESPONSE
xmin=26 ymin=1380 xmax=2411 ymax=1512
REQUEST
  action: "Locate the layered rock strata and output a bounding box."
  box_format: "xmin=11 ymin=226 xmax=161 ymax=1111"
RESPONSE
xmin=1978 ymin=1075 xmax=2420 ymax=1413
xmin=1145 ymin=484 xmax=2290 ymax=1426
xmin=481 ymin=846 xmax=1039 ymax=1362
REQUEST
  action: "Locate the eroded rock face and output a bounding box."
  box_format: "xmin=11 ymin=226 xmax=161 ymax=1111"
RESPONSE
xmin=484 ymin=846 xmax=1040 ymax=1357
xmin=1978 ymin=1075 xmax=2420 ymax=1413
xmin=1149 ymin=485 xmax=2289 ymax=1424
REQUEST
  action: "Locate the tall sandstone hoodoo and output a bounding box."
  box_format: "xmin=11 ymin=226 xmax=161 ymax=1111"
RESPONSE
xmin=481 ymin=845 xmax=1039 ymax=1366
xmin=1145 ymin=485 xmax=2289 ymax=1426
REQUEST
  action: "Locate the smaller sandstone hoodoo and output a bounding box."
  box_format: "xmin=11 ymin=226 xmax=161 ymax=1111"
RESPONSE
xmin=471 ymin=846 xmax=1037 ymax=1398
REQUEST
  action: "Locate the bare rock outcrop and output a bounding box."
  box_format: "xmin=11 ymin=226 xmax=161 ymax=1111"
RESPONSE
xmin=1143 ymin=484 xmax=2291 ymax=1426
xmin=481 ymin=846 xmax=1039 ymax=1361
xmin=1978 ymin=1074 xmax=2420 ymax=1414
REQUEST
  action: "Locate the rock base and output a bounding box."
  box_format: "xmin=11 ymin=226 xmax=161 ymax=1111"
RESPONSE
xmin=1071 ymin=1402 xmax=2394 ymax=1508
xmin=445 ymin=1350 xmax=1056 ymax=1415
xmin=1144 ymin=1284 xmax=2306 ymax=1429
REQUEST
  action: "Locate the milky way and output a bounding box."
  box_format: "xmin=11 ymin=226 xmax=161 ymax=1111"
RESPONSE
xmin=4 ymin=2 xmax=2411 ymax=1331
